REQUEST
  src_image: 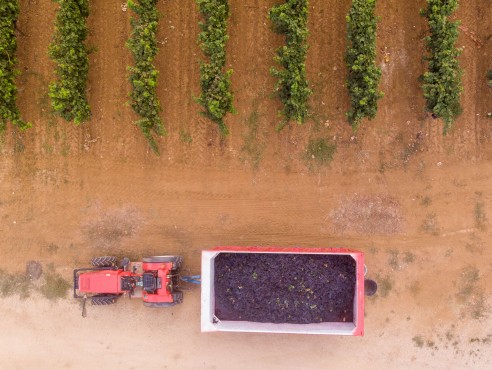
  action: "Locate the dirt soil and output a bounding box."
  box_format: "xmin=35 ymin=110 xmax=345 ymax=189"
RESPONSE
xmin=214 ymin=253 xmax=356 ymax=323
xmin=0 ymin=0 xmax=491 ymax=369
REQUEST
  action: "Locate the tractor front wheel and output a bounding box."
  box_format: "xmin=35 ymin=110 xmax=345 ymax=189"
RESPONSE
xmin=91 ymin=294 xmax=119 ymax=305
xmin=91 ymin=256 xmax=117 ymax=267
xmin=142 ymin=255 xmax=182 ymax=270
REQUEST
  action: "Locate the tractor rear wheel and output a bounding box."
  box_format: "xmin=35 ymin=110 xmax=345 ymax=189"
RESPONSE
xmin=142 ymin=255 xmax=182 ymax=269
xmin=91 ymin=256 xmax=117 ymax=267
xmin=91 ymin=294 xmax=119 ymax=305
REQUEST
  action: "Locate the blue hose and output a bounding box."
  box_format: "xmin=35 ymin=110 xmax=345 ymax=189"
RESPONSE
xmin=180 ymin=275 xmax=201 ymax=284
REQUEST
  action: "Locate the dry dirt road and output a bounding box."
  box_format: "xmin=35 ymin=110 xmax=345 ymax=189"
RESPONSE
xmin=0 ymin=161 xmax=491 ymax=369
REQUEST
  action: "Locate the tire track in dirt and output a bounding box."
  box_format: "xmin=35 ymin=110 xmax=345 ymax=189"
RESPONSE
xmin=174 ymin=0 xmax=196 ymax=165
xmin=87 ymin=1 xmax=136 ymax=158
xmin=228 ymin=1 xmax=296 ymax=173
xmin=167 ymin=0 xmax=217 ymax=167
xmin=192 ymin=117 xmax=212 ymax=166
xmin=308 ymin=0 xmax=350 ymax=122
xmin=16 ymin=0 xmax=61 ymax=158
xmin=361 ymin=0 xmax=428 ymax=167
xmin=454 ymin=2 xmax=481 ymax=160
xmin=4 ymin=1 xmax=60 ymax=209
xmin=16 ymin=1 xmax=53 ymax=122
xmin=284 ymin=0 xmax=353 ymax=174
xmin=424 ymin=117 xmax=445 ymax=154
xmin=376 ymin=0 xmax=426 ymax=119
xmin=228 ymin=1 xmax=264 ymax=146
xmin=158 ymin=1 xmax=183 ymax=161
xmin=473 ymin=1 xmax=492 ymax=154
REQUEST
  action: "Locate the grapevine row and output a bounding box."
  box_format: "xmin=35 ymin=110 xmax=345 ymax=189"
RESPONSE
xmin=127 ymin=0 xmax=165 ymax=154
xmin=0 ymin=0 xmax=28 ymax=131
xmin=421 ymin=0 xmax=463 ymax=133
xmin=269 ymin=0 xmax=311 ymax=130
xmin=196 ymin=0 xmax=234 ymax=136
xmin=345 ymin=0 xmax=383 ymax=130
xmin=49 ymin=0 xmax=91 ymax=124
xmin=1 ymin=1 xmax=475 ymax=147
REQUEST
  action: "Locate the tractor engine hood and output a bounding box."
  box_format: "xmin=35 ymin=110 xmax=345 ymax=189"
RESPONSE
xmin=79 ymin=270 xmax=121 ymax=294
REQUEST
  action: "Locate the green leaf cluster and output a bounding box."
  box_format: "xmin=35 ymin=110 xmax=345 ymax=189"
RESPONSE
xmin=196 ymin=0 xmax=234 ymax=136
xmin=127 ymin=0 xmax=164 ymax=154
xmin=269 ymin=0 xmax=311 ymax=130
xmin=421 ymin=0 xmax=462 ymax=133
xmin=49 ymin=0 xmax=91 ymax=124
xmin=345 ymin=0 xmax=383 ymax=130
xmin=0 ymin=0 xmax=29 ymax=131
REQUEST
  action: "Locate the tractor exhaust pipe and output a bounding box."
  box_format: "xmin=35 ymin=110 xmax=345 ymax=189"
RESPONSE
xmin=81 ymin=295 xmax=87 ymax=318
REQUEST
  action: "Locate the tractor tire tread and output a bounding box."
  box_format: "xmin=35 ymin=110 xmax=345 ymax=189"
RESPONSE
xmin=91 ymin=295 xmax=119 ymax=305
xmin=91 ymin=256 xmax=117 ymax=267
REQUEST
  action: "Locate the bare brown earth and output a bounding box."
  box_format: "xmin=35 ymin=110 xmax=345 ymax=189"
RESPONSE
xmin=0 ymin=0 xmax=491 ymax=369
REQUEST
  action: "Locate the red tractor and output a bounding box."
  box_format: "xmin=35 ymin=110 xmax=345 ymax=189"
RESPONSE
xmin=73 ymin=255 xmax=183 ymax=307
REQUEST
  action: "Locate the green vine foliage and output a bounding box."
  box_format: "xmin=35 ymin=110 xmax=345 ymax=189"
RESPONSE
xmin=421 ymin=0 xmax=463 ymax=133
xmin=49 ymin=0 xmax=91 ymax=124
xmin=0 ymin=0 xmax=29 ymax=131
xmin=127 ymin=0 xmax=164 ymax=154
xmin=345 ymin=0 xmax=383 ymax=130
xmin=269 ymin=0 xmax=311 ymax=130
xmin=196 ymin=0 xmax=234 ymax=136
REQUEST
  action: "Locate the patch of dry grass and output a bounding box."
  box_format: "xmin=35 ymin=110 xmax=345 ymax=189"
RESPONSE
xmin=330 ymin=195 xmax=403 ymax=235
xmin=40 ymin=270 xmax=71 ymax=301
